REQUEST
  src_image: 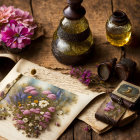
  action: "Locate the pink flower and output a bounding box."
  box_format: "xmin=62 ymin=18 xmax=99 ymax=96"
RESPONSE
xmin=20 ymin=110 xmax=24 ymax=112
xmin=13 ymin=8 xmax=37 ymax=32
xmin=1 ymin=20 xmax=32 ymax=49
xmin=35 ymin=110 xmax=40 ymax=114
xmin=47 ymin=94 xmax=56 ymax=100
xmin=16 ymin=114 xmax=22 ymax=119
xmin=30 ymin=108 xmax=36 ymax=113
xmin=0 ymin=5 xmax=36 ymax=31
xmin=44 ymin=112 xmax=51 ymax=116
xmin=39 ymin=122 xmax=47 ymax=128
xmin=23 ymin=110 xmax=31 ymax=115
xmin=48 ymin=107 xmax=55 ymax=112
xmin=43 ymin=114 xmax=51 ymax=119
xmin=30 ymin=90 xmax=38 ymax=95
xmin=0 ymin=5 xmax=15 ymax=24
xmin=36 ymin=108 xmax=40 ymax=111
xmin=44 ymin=118 xmax=49 ymax=122
xmin=24 ymin=86 xmax=38 ymax=95
xmin=42 ymin=90 xmax=52 ymax=95
xmin=17 ymin=120 xmax=24 ymax=125
xmin=24 ymin=86 xmax=35 ymax=92
xmin=20 ymin=125 xmax=25 ymax=129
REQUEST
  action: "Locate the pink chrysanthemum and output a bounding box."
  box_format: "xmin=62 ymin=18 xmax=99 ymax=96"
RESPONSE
xmin=0 ymin=20 xmax=32 ymax=49
xmin=0 ymin=5 xmax=15 ymax=24
xmin=13 ymin=8 xmax=37 ymax=33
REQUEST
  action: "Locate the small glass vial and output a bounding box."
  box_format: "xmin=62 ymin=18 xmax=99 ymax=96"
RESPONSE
xmin=52 ymin=0 xmax=94 ymax=65
xmin=106 ymin=10 xmax=132 ymax=47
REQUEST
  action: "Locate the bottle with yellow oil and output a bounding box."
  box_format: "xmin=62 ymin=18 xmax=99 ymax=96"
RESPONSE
xmin=52 ymin=0 xmax=94 ymax=65
xmin=106 ymin=10 xmax=132 ymax=47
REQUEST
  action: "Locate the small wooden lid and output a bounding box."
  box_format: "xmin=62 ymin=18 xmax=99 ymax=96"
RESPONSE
xmin=110 ymin=10 xmax=129 ymax=25
xmin=63 ymin=0 xmax=86 ymax=20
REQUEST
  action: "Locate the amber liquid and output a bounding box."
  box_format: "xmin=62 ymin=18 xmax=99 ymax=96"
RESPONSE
xmin=106 ymin=31 xmax=131 ymax=47
xmin=53 ymin=17 xmax=94 ymax=55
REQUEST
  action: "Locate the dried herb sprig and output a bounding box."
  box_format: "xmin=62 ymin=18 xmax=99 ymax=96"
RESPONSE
xmin=70 ymin=67 xmax=105 ymax=87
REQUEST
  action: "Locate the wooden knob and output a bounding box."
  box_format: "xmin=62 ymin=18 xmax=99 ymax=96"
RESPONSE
xmin=64 ymin=0 xmax=86 ymax=20
xmin=67 ymin=0 xmax=83 ymax=5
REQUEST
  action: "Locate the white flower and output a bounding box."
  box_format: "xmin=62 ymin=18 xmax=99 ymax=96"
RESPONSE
xmin=29 ymin=123 xmax=33 ymax=127
xmin=57 ymin=110 xmax=63 ymax=115
xmin=23 ymin=118 xmax=28 ymax=123
xmin=40 ymin=112 xmax=44 ymax=115
xmin=35 ymin=116 xmax=40 ymax=120
xmin=39 ymin=126 xmax=42 ymax=130
xmin=31 ymin=103 xmax=37 ymax=107
xmin=39 ymin=100 xmax=49 ymax=108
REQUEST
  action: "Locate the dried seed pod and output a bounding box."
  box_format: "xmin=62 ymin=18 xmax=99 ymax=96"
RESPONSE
xmin=97 ymin=58 xmax=117 ymax=81
xmin=115 ymin=58 xmax=136 ymax=80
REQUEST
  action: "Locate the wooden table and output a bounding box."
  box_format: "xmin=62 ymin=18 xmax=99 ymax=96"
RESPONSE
xmin=0 ymin=0 xmax=140 ymax=140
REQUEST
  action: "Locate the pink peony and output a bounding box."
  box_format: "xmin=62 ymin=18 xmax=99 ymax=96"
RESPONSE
xmin=13 ymin=8 xmax=37 ymax=32
xmin=23 ymin=110 xmax=31 ymax=115
xmin=35 ymin=110 xmax=40 ymax=114
xmin=24 ymin=86 xmax=38 ymax=95
xmin=44 ymin=112 xmax=51 ymax=116
xmin=1 ymin=20 xmax=32 ymax=49
xmin=24 ymin=86 xmax=35 ymax=93
xmin=17 ymin=120 xmax=24 ymax=125
xmin=39 ymin=122 xmax=47 ymax=128
xmin=42 ymin=90 xmax=52 ymax=95
xmin=44 ymin=118 xmax=49 ymax=122
xmin=36 ymin=108 xmax=40 ymax=111
xmin=30 ymin=90 xmax=38 ymax=95
xmin=0 ymin=5 xmax=15 ymax=24
xmin=30 ymin=108 xmax=36 ymax=113
xmin=48 ymin=107 xmax=55 ymax=112
xmin=0 ymin=5 xmax=36 ymax=31
xmin=16 ymin=114 xmax=22 ymax=119
xmin=20 ymin=125 xmax=25 ymax=129
xmin=47 ymin=94 xmax=56 ymax=100
xmin=43 ymin=114 xmax=51 ymax=119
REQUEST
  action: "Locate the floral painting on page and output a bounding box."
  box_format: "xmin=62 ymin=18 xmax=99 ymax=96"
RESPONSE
xmin=0 ymin=75 xmax=77 ymax=138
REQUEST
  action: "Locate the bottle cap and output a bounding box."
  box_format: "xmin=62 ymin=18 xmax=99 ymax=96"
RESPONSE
xmin=64 ymin=0 xmax=86 ymax=20
xmin=110 ymin=10 xmax=129 ymax=26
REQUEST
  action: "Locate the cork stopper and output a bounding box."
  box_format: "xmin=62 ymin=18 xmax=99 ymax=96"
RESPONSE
xmin=110 ymin=10 xmax=129 ymax=26
xmin=63 ymin=0 xmax=86 ymax=20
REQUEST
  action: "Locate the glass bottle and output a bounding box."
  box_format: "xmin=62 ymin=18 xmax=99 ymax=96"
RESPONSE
xmin=106 ymin=10 xmax=132 ymax=47
xmin=52 ymin=0 xmax=94 ymax=65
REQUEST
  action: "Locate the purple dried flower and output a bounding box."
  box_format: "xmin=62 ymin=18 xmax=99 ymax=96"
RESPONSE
xmin=70 ymin=67 xmax=94 ymax=86
xmin=84 ymin=125 xmax=91 ymax=132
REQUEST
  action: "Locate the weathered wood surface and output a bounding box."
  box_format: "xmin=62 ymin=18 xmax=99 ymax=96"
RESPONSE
xmin=0 ymin=0 xmax=140 ymax=140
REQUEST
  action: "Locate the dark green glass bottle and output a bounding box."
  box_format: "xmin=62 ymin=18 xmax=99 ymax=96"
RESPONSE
xmin=52 ymin=0 xmax=94 ymax=65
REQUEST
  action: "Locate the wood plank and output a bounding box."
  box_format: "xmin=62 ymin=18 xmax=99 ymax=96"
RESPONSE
xmin=0 ymin=0 xmax=31 ymax=13
xmin=58 ymin=122 xmax=74 ymax=140
xmin=74 ymin=119 xmax=92 ymax=140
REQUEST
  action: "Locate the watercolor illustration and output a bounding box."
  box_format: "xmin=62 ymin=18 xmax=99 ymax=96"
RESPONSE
xmin=117 ymin=84 xmax=139 ymax=99
xmin=0 ymin=76 xmax=77 ymax=138
xmin=104 ymin=98 xmax=125 ymax=121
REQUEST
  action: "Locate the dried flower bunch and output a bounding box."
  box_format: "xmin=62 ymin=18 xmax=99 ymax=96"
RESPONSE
xmin=0 ymin=5 xmax=36 ymax=52
xmin=7 ymin=86 xmax=57 ymax=138
xmin=70 ymin=67 xmax=104 ymax=86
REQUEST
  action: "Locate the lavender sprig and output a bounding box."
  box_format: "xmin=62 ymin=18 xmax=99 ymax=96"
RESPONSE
xmin=70 ymin=67 xmax=104 ymax=86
